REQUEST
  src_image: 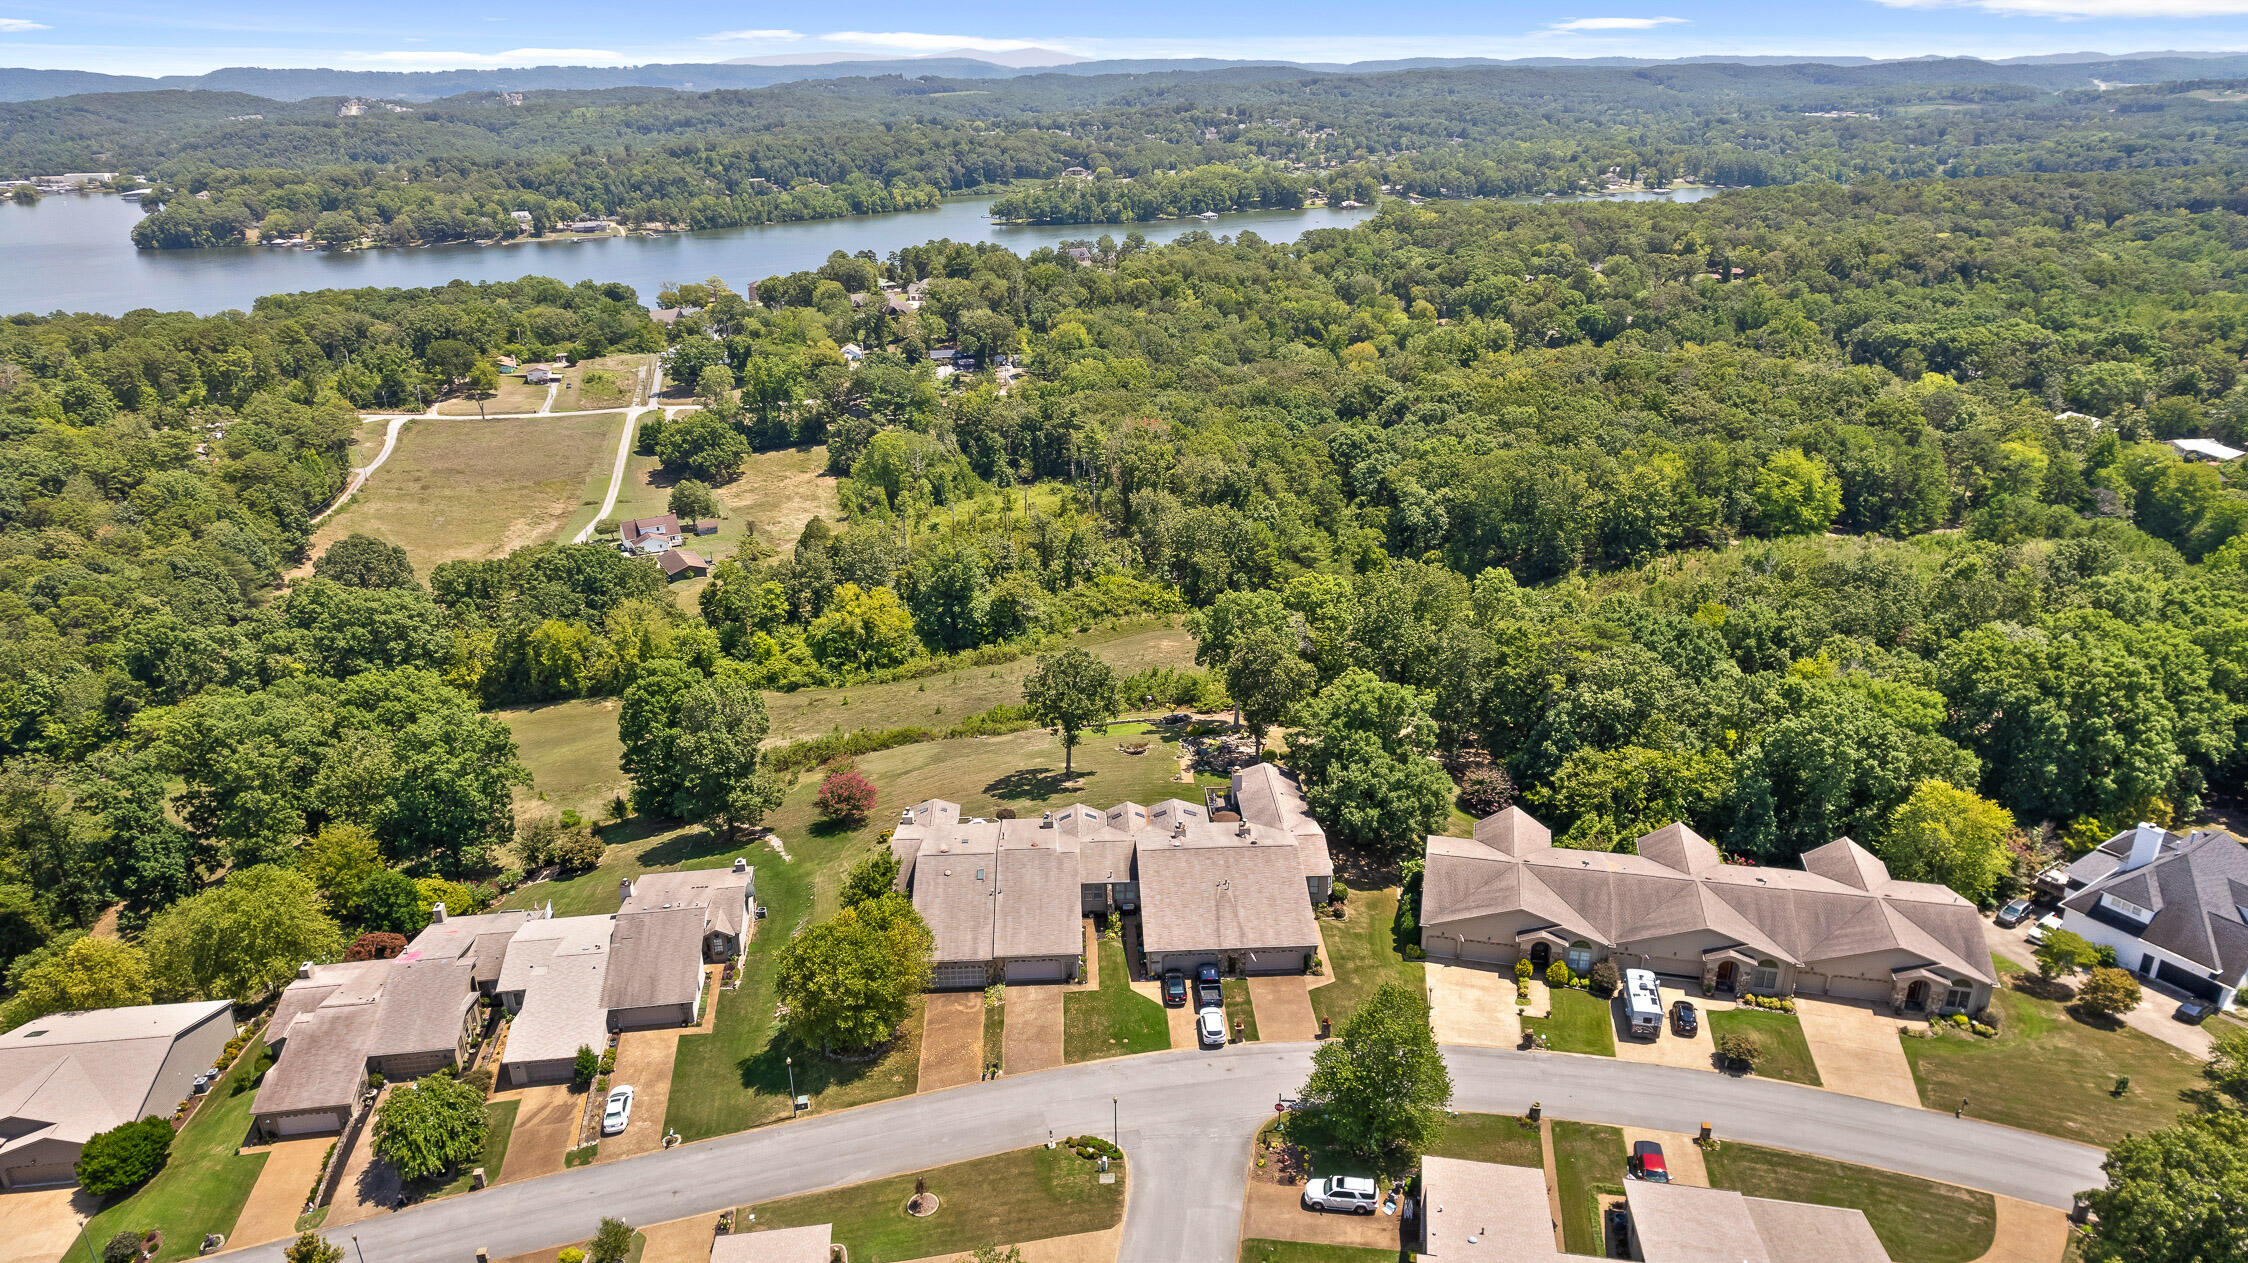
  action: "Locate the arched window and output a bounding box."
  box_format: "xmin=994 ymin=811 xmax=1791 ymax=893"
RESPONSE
xmin=1566 ymin=940 xmax=1594 ymax=973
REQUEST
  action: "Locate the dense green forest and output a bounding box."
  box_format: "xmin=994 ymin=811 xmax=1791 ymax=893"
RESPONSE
xmin=2 ymin=163 xmax=2245 ymax=1018
xmin=10 ymin=62 xmax=2248 ymax=246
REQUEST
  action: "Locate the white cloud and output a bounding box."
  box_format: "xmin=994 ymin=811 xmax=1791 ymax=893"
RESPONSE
xmin=341 ymin=47 xmax=632 ymax=65
xmin=1546 ymin=16 xmax=1689 ymax=31
xmin=1873 ymin=0 xmax=2248 ymax=13
xmin=817 ymin=31 xmax=1068 ymax=54
xmin=701 ymin=29 xmax=802 ymax=42
xmin=0 ymin=17 xmax=51 ymax=31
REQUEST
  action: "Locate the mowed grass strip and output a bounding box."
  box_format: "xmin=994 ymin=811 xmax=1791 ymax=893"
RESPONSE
xmin=428 ymin=1098 xmax=520 ymax=1198
xmin=1707 ymin=1008 xmax=1821 ymax=1086
xmin=1222 ymin=977 xmax=1259 ymax=1042
xmin=1549 ymin=1121 xmax=1625 ymax=1256
xmin=740 ymin=1145 xmax=1124 ymax=1263
xmin=1306 ymin=885 xmax=1422 ymax=1028
xmin=1238 ymin=1243 xmax=1397 ymax=1263
xmin=1064 ymin=936 xmax=1169 ymax=1062
xmin=1526 ymin=989 xmax=1617 ymax=1057
xmin=1427 ymin=1112 xmax=1543 ymax=1167
xmin=85 ymin=1042 xmax=273 ymax=1262
xmin=310 ymin=411 xmax=627 ymax=577
xmin=1902 ymin=964 xmax=2204 ymax=1146
xmin=1702 ymin=1142 xmax=1997 ymax=1263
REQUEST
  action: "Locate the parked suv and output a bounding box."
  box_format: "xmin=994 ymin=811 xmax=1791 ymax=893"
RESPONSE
xmin=1302 ymin=1175 xmax=1380 ymax=1214
xmin=1994 ymin=897 xmax=2034 ymax=928
xmin=1670 ymin=999 xmax=1698 ymax=1037
xmin=1197 ymin=1006 xmax=1228 ymax=1049
xmin=1161 ymin=969 xmax=1188 ymax=1008
xmin=1629 ymin=1140 xmax=1669 ymax=1183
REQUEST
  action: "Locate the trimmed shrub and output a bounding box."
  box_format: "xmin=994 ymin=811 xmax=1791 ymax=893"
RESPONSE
xmin=590 ymin=1218 xmax=634 ymax=1263
xmin=1715 ymin=1031 xmax=1763 ymax=1071
xmin=1544 ymin=960 xmax=1573 ymax=989
xmin=76 ymin=1116 xmax=173 ymax=1195
xmin=572 ymin=1045 xmax=599 ymax=1091
xmin=103 ymin=1232 xmax=143 ymax=1263
xmin=1514 ymin=958 xmax=1533 ymax=982
xmin=1587 ymin=960 xmax=1619 ymax=998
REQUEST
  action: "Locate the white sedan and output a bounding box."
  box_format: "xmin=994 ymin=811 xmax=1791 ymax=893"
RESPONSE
xmin=601 ymin=1084 xmax=635 ymax=1136
xmin=1197 ymin=1007 xmax=1228 ymax=1048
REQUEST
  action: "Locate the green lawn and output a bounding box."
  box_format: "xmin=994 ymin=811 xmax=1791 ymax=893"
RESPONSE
xmin=1307 ymin=885 xmax=1423 ymax=1028
xmin=429 ymin=1099 xmax=520 ymax=1198
xmin=1703 ymin=1142 xmax=1997 ymax=1263
xmin=1223 ymin=977 xmax=1260 ymax=1042
xmin=1549 ymin=1121 xmax=1624 ymax=1256
xmin=85 ymin=1041 xmax=272 ymax=1263
xmin=983 ymin=992 xmax=1006 ymax=1075
xmin=1526 ymin=989 xmax=1617 ymax=1057
xmin=1902 ymin=964 xmax=2206 ymax=1146
xmin=740 ymin=1145 xmax=1125 ymax=1263
xmin=1427 ymin=1113 xmax=1543 ymax=1167
xmin=1708 ymin=1008 xmax=1821 ymax=1086
xmin=1064 ymin=935 xmax=1171 ymax=1062
xmin=1237 ymin=1243 xmax=1397 ymax=1263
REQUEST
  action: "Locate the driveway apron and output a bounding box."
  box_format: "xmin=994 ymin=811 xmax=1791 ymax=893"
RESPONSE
xmin=229 ymin=1137 xmax=331 ymax=1246
xmin=1246 ymin=976 xmax=1318 ymax=1043
xmin=1003 ymin=983 xmax=1065 ymax=1073
xmin=918 ymin=991 xmax=986 ymax=1091
xmin=1793 ymin=998 xmax=1922 ymax=1108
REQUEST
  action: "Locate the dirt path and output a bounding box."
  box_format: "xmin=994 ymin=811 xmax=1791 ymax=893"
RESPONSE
xmin=312 ymin=416 xmax=408 ymax=525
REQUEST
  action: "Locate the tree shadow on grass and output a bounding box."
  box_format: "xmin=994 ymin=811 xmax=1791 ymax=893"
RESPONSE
xmin=735 ymin=1031 xmax=894 ymax=1098
xmin=632 ymin=824 xmax=739 ymax=868
xmin=2009 ymin=973 xmax=2076 ymax=1004
xmin=984 ymin=766 xmax=1087 ymax=803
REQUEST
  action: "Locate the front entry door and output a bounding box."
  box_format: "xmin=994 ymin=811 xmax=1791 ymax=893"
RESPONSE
xmin=1905 ymin=979 xmax=1930 ymax=1010
xmin=1529 ymin=942 xmax=1551 ymax=971
xmin=1714 ymin=960 xmax=1737 ymax=992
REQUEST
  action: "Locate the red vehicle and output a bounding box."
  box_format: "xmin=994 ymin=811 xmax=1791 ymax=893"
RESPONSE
xmin=1630 ymin=1140 xmax=1670 ymax=1183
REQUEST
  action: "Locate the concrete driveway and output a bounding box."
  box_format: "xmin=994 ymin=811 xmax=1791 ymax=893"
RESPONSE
xmin=230 ymin=1137 xmax=332 ymax=1246
xmin=2116 ymin=981 xmax=2217 ymax=1059
xmin=1239 ymin=1179 xmax=1402 ymax=1251
xmin=919 ymin=992 xmax=986 ymax=1091
xmin=598 ymin=1033 xmax=679 ymax=1163
xmin=631 ymin=1214 xmax=720 ymax=1263
xmin=1612 ymin=983 xmax=1719 ymax=1072
xmin=1427 ymin=962 xmax=1521 ymax=1049
xmin=1246 ymin=977 xmax=1317 ymax=1042
xmin=1976 ymin=1195 xmax=2071 ymax=1263
xmin=1794 ymin=997 xmax=1922 ymax=1108
xmin=0 ymin=1186 xmax=94 ymax=1263
xmin=496 ymin=1084 xmax=580 ymax=1184
xmin=1163 ymin=1000 xmax=1198 ymax=1050
xmin=1004 ymin=984 xmax=1064 ymax=1073
xmin=1619 ymin=1128 xmax=1707 ymax=1187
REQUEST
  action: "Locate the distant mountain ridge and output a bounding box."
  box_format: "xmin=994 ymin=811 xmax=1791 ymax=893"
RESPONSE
xmin=2 ymin=50 xmax=2245 ymax=103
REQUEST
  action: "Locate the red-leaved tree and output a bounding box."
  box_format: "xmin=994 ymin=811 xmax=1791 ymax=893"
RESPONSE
xmin=815 ymin=769 xmax=878 ymax=827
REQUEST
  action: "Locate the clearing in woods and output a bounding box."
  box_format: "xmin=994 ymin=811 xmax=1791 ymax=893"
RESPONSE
xmin=309 ymin=411 xmax=628 ymax=577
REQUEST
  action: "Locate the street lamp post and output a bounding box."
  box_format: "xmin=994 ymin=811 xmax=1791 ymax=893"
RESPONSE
xmin=1112 ymin=1096 xmax=1119 ymax=1149
xmin=786 ymin=1055 xmax=798 ymax=1116
xmin=353 ymin=1236 xmax=368 ymax=1263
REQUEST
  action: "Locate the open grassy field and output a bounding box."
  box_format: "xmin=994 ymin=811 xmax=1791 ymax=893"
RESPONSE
xmin=433 ymin=354 xmax=650 ymax=416
xmin=759 ymin=620 xmax=1197 ymax=743
xmin=1307 ymin=885 xmax=1422 ymax=1028
xmin=1902 ymin=963 xmax=2206 ymax=1146
xmin=85 ymin=1042 xmax=272 ymax=1263
xmin=500 ymin=697 xmax=630 ymax=825
xmin=1707 ymin=1008 xmax=1821 ymax=1086
xmin=738 ymin=1144 xmax=1124 ymax=1263
xmin=1427 ymin=1113 xmax=1544 ymax=1167
xmin=309 ymin=411 xmax=628 ymax=578
xmin=1703 ymin=1142 xmax=1997 ymax=1262
xmin=1065 ymin=934 xmax=1170 ymax=1062
xmin=603 ymin=443 xmax=837 ymax=605
xmin=1527 ymin=989 xmax=1617 ymax=1057
xmin=1549 ymin=1120 xmax=1624 ymax=1256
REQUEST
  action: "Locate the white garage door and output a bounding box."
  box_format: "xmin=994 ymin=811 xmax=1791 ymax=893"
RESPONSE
xmin=1460 ymin=939 xmax=1510 ymax=964
xmin=1004 ymin=958 xmax=1068 ymax=983
xmin=273 ymin=1111 xmax=341 ymax=1137
xmin=1821 ymin=976 xmax=1890 ymax=1001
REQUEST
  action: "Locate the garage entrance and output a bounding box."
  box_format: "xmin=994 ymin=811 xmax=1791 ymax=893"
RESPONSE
xmin=2157 ymin=959 xmax=2222 ymax=1001
xmin=272 ymin=1111 xmax=341 ymax=1137
xmin=1004 ymin=958 xmax=1068 ymax=984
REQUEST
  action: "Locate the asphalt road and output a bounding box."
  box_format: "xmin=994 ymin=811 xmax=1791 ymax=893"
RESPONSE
xmin=238 ymin=1043 xmax=2107 ymax=1263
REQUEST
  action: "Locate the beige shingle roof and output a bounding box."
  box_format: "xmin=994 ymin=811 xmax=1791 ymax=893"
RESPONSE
xmin=366 ymin=958 xmax=477 ymax=1059
xmin=1135 ymin=827 xmax=1321 ymax=957
xmin=1232 ymin=763 xmax=1334 ymax=881
xmin=624 ymin=865 xmax=754 ymax=941
xmin=708 ymin=1225 xmax=832 ymax=1263
xmin=1418 ymin=1157 xmax=1567 ymax=1262
xmin=1623 ymin=1180 xmax=1888 ymax=1263
xmin=604 ymin=907 xmax=708 ymax=1011
xmin=0 ymin=1001 xmax=233 ymax=1147
xmin=253 ymin=1001 xmax=380 ymax=1117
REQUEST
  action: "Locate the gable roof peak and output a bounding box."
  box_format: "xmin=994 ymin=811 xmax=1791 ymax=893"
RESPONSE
xmin=1472 ymin=806 xmax=1550 ymax=856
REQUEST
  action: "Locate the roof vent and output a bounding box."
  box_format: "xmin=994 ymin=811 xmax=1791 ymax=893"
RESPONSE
xmin=1042 ymin=811 xmax=1054 ymax=826
xmin=940 ymin=844 xmax=951 ymax=854
xmin=1173 ymin=838 xmax=1182 ymax=847
xmin=1237 ymin=823 xmax=1252 ymax=839
xmin=1174 ymin=821 xmax=1188 ymax=836
xmin=732 ymin=857 xmax=748 ymax=873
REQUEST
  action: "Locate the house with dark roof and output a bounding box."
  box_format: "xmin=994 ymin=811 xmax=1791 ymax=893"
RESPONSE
xmin=658 ymin=548 xmax=710 ymax=580
xmin=0 ymin=1000 xmax=234 ymax=1188
xmin=1420 ymin=808 xmax=1994 ymax=1015
xmin=886 ymin=765 xmax=1330 ymax=986
xmin=2060 ymin=824 xmax=2248 ymax=1008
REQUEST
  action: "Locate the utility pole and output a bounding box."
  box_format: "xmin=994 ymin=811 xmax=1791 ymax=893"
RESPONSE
xmin=1112 ymin=1096 xmax=1119 ymax=1149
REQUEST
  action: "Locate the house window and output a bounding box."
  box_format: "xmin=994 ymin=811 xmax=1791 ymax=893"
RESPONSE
xmin=1566 ymin=941 xmax=1594 ymax=974
xmin=2099 ymin=893 xmax=2155 ymax=923
xmin=1749 ymin=960 xmax=1780 ymax=992
xmin=1944 ymin=985 xmax=1973 ymax=1011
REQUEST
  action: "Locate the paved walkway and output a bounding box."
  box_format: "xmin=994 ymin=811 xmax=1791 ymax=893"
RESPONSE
xmin=1973 ymin=1194 xmax=2072 ymax=1263
xmin=919 ymin=992 xmax=986 ymax=1091
xmin=1427 ymin=962 xmax=1521 ymax=1048
xmin=1794 ymin=998 xmax=1923 ymax=1108
xmin=1003 ymin=984 xmax=1064 ymax=1073
xmin=230 ymin=1138 xmax=331 ymax=1246
xmin=1246 ymin=977 xmax=1318 ymax=1042
xmin=219 ymin=1043 xmax=2111 ymax=1263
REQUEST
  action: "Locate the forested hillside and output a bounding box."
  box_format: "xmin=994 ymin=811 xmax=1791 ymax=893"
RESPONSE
xmin=1 ymin=165 xmax=2244 ymax=1020
xmin=11 ymin=62 xmax=2248 ymax=247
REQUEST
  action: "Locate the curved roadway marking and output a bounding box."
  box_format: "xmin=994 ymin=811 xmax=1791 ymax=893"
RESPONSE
xmin=224 ymin=1043 xmax=2104 ymax=1263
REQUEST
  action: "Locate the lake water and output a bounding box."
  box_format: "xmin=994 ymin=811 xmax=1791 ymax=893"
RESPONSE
xmin=0 ymin=186 xmax=1717 ymax=318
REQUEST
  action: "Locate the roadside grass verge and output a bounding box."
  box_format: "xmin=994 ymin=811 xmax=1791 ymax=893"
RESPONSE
xmin=739 ymin=1144 xmax=1124 ymax=1263
xmin=1223 ymin=977 xmax=1260 ymax=1042
xmin=1064 ymin=936 xmax=1170 ymax=1062
xmin=85 ymin=1041 xmax=273 ymax=1263
xmin=1549 ymin=1121 xmax=1625 ymax=1256
xmin=1237 ymin=1243 xmax=1396 ymax=1263
xmin=1707 ymin=1008 xmax=1821 ymax=1086
xmin=983 ymin=992 xmax=1005 ymax=1075
xmin=1308 ymin=886 xmax=1422 ymax=1029
xmin=1703 ymin=1142 xmax=1997 ymax=1263
xmin=1427 ymin=1113 xmax=1543 ymax=1167
xmin=1902 ymin=963 xmax=2205 ymax=1146
xmin=1526 ymin=989 xmax=1618 ymax=1057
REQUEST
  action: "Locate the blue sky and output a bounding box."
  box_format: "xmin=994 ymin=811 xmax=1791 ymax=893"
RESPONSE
xmin=3 ymin=0 xmax=2248 ymax=77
